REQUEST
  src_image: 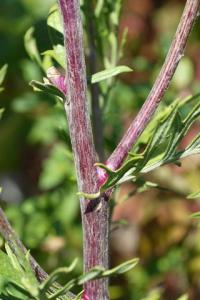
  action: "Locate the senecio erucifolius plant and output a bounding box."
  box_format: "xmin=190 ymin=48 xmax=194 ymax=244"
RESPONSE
xmin=0 ymin=0 xmax=200 ymax=299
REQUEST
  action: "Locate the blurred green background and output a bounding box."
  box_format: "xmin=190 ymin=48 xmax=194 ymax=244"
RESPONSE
xmin=1 ymin=0 xmax=200 ymax=299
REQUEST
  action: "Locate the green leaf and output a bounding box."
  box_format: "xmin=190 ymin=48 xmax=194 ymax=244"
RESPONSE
xmin=0 ymin=244 xmax=39 ymax=299
xmin=0 ymin=250 xmax=22 ymax=287
xmin=177 ymin=294 xmax=188 ymax=300
xmin=77 ymin=267 xmax=104 ymax=285
xmin=47 ymin=4 xmax=63 ymax=34
xmin=43 ymin=47 xmax=65 ymax=69
xmin=46 ymin=5 xmax=65 ymax=68
xmin=47 ymin=257 xmax=138 ymax=299
xmin=187 ymin=191 xmax=200 ymax=199
xmin=91 ymin=65 xmax=133 ymax=84
xmin=0 ymin=64 xmax=8 ymax=86
xmin=40 ymin=259 xmax=78 ymax=296
xmin=39 ymin=143 xmax=74 ymax=190
xmin=88 ymin=94 xmax=200 ymax=199
xmin=24 ymin=27 xmax=42 ymax=67
xmin=102 ymin=258 xmax=139 ymax=277
xmin=190 ymin=212 xmax=200 ymax=219
xmin=30 ymin=79 xmax=65 ymax=101
xmin=0 ymin=108 xmax=5 ymax=119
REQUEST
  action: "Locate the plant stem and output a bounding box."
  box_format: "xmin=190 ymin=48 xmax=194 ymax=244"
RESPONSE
xmin=58 ymin=1 xmax=109 ymax=299
xmin=107 ymin=0 xmax=200 ymax=171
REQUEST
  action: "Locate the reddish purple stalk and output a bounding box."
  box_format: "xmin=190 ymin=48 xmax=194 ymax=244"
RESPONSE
xmin=58 ymin=0 xmax=109 ymax=299
xmin=56 ymin=0 xmax=199 ymax=299
xmin=107 ymin=0 xmax=200 ymax=171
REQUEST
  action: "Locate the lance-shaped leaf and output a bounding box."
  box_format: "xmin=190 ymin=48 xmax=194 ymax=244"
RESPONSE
xmin=0 ymin=244 xmax=39 ymax=299
xmin=187 ymin=190 xmax=200 ymax=199
xmin=91 ymin=65 xmax=133 ymax=84
xmin=0 ymin=64 xmax=8 ymax=86
xmin=46 ymin=5 xmax=65 ymax=68
xmin=88 ymin=94 xmax=200 ymax=199
xmin=0 ymin=108 xmax=4 ymax=119
xmin=48 ymin=258 xmax=138 ymax=299
xmin=30 ymin=79 xmax=65 ymax=101
xmin=24 ymin=27 xmax=42 ymax=67
xmin=190 ymin=212 xmax=200 ymax=219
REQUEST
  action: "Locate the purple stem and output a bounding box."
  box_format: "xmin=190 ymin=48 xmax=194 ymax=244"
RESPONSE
xmin=58 ymin=1 xmax=109 ymax=299
xmin=107 ymin=0 xmax=200 ymax=171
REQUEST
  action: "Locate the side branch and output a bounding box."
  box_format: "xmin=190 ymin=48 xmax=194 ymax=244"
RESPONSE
xmin=107 ymin=0 xmax=200 ymax=170
xmin=0 ymin=207 xmax=47 ymax=282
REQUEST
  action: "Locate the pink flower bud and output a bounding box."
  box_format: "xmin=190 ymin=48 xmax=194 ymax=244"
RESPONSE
xmin=82 ymin=291 xmax=89 ymax=300
xmin=46 ymin=66 xmax=67 ymax=95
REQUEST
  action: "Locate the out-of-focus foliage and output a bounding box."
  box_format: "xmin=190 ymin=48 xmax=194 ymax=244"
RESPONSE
xmin=0 ymin=243 xmax=138 ymax=299
xmin=1 ymin=0 xmax=200 ymax=299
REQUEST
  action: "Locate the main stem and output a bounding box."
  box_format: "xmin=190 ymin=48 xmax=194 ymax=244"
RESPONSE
xmin=107 ymin=0 xmax=200 ymax=170
xmin=58 ymin=1 xmax=109 ymax=299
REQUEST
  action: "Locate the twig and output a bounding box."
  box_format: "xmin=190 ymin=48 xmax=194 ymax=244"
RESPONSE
xmin=0 ymin=207 xmax=47 ymax=282
xmin=0 ymin=207 xmax=75 ymax=299
xmin=58 ymin=1 xmax=109 ymax=299
xmin=107 ymin=0 xmax=200 ymax=170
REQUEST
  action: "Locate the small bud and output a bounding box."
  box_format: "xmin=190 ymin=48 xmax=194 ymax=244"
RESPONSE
xmin=46 ymin=66 xmax=67 ymax=95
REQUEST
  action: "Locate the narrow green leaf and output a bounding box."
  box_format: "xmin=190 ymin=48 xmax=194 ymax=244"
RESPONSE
xmin=102 ymin=258 xmax=139 ymax=277
xmin=47 ymin=4 xmax=63 ymax=34
xmin=177 ymin=294 xmax=188 ymax=300
xmin=0 ymin=64 xmax=8 ymax=86
xmin=190 ymin=212 xmax=200 ymax=218
xmin=91 ymin=65 xmax=133 ymax=84
xmin=187 ymin=191 xmax=200 ymax=199
xmin=0 ymin=250 xmax=22 ymax=286
xmin=0 ymin=108 xmax=5 ymax=119
xmin=24 ymin=27 xmax=42 ymax=67
xmin=77 ymin=267 xmax=104 ymax=285
xmin=30 ymin=80 xmax=65 ymax=101
xmin=40 ymin=258 xmax=78 ymax=294
xmin=43 ymin=47 xmax=65 ymax=68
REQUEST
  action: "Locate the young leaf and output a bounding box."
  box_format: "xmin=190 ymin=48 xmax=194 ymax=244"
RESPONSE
xmin=30 ymin=79 xmax=65 ymax=101
xmin=91 ymin=65 xmax=133 ymax=84
xmin=47 ymin=4 xmax=63 ymax=35
xmin=190 ymin=212 xmax=200 ymax=219
xmin=187 ymin=191 xmax=200 ymax=199
xmin=0 ymin=108 xmax=5 ymax=119
xmin=24 ymin=27 xmax=42 ymax=67
xmin=40 ymin=258 xmax=78 ymax=294
xmin=102 ymin=257 xmax=139 ymax=277
xmin=0 ymin=64 xmax=8 ymax=86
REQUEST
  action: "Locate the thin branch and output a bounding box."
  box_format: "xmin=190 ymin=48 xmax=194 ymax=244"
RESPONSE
xmin=107 ymin=0 xmax=200 ymax=171
xmin=0 ymin=207 xmax=75 ymax=299
xmin=58 ymin=1 xmax=109 ymax=299
xmin=0 ymin=207 xmax=47 ymax=282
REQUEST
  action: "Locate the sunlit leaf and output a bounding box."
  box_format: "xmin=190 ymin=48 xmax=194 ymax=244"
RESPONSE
xmin=0 ymin=108 xmax=5 ymax=119
xmin=187 ymin=191 xmax=200 ymax=199
xmin=0 ymin=64 xmax=8 ymax=86
xmin=24 ymin=27 xmax=42 ymax=67
xmin=47 ymin=4 xmax=63 ymax=34
xmin=43 ymin=46 xmax=65 ymax=69
xmin=177 ymin=294 xmax=188 ymax=300
xmin=190 ymin=212 xmax=200 ymax=219
xmin=91 ymin=66 xmax=133 ymax=84
xmin=85 ymin=94 xmax=200 ymax=199
xmin=30 ymin=79 xmax=65 ymax=101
